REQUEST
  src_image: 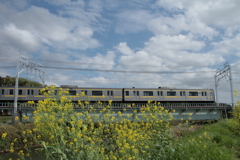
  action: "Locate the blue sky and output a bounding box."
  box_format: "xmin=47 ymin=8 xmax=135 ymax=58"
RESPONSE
xmin=0 ymin=0 xmax=240 ymax=103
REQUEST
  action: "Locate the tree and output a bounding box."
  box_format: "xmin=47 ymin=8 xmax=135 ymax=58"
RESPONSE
xmin=0 ymin=76 xmax=42 ymax=87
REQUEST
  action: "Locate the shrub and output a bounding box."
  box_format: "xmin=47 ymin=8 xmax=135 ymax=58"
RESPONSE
xmin=1 ymin=85 xmax=175 ymax=160
xmin=228 ymin=90 xmax=240 ymax=135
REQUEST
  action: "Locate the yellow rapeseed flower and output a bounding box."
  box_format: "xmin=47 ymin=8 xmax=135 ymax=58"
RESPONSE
xmin=1 ymin=132 xmax=7 ymax=139
xmin=15 ymin=116 xmax=19 ymax=121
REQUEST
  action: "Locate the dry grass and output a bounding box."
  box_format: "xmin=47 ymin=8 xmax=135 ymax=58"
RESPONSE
xmin=0 ymin=123 xmax=34 ymax=149
xmin=172 ymin=123 xmax=203 ymax=139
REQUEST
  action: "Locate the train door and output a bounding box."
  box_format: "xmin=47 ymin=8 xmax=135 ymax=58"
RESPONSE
xmin=107 ymin=90 xmax=114 ymax=100
xmin=157 ymin=91 xmax=163 ymax=101
xmin=202 ymin=91 xmax=207 ymax=100
xmin=180 ymin=91 xmax=186 ymax=100
xmin=133 ymin=90 xmax=140 ymax=101
xmin=27 ymin=89 xmax=34 ymax=100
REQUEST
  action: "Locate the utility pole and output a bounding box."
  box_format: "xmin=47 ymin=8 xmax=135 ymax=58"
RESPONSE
xmin=12 ymin=54 xmax=45 ymax=124
xmin=214 ymin=62 xmax=234 ymax=107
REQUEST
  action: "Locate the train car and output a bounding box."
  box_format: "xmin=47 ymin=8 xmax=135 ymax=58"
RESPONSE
xmin=60 ymin=85 xmax=123 ymax=102
xmin=123 ymin=87 xmax=215 ymax=103
xmin=0 ymin=86 xmax=123 ymax=102
xmin=0 ymin=86 xmax=215 ymax=103
xmin=0 ymin=86 xmax=43 ymax=102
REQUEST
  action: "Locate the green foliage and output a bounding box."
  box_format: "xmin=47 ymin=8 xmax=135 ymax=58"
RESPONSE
xmin=0 ymin=76 xmax=42 ymax=87
xmin=31 ymin=86 xmax=175 ymax=160
xmin=172 ymin=121 xmax=238 ymax=160
xmin=1 ymin=88 xmax=240 ymax=159
xmin=1 ymin=85 xmax=175 ymax=160
xmin=0 ymin=116 xmax=11 ymax=124
xmin=228 ymin=90 xmax=240 ymax=135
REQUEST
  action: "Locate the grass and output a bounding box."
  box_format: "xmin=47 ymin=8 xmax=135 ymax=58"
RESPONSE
xmin=1 ymin=120 xmax=240 ymax=159
xmin=172 ymin=120 xmax=240 ymax=160
xmin=1 ymin=85 xmax=240 ymax=159
xmin=0 ymin=116 xmax=11 ymax=124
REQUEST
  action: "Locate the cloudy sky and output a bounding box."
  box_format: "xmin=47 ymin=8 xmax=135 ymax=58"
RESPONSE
xmin=1 ymin=0 xmax=240 ymax=103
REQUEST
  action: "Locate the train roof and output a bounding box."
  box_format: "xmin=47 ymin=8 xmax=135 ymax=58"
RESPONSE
xmin=124 ymin=88 xmax=214 ymax=91
xmin=0 ymin=85 xmax=214 ymax=91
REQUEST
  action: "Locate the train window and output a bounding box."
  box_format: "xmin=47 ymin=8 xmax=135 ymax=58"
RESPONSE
xmin=107 ymin=91 xmax=113 ymax=96
xmin=125 ymin=91 xmax=129 ymax=96
xmin=189 ymin=92 xmax=198 ymax=96
xmin=38 ymin=90 xmax=42 ymax=95
xmin=167 ymin=91 xmax=176 ymax=96
xmin=69 ymin=90 xmax=76 ymax=95
xmin=157 ymin=91 xmax=163 ymax=96
xmin=9 ymin=89 xmax=13 ymax=95
xmin=92 ymin=91 xmax=103 ymax=96
xmin=133 ymin=91 xmax=139 ymax=96
xmin=28 ymin=90 xmax=34 ymax=95
xmin=1 ymin=89 xmax=4 ymax=95
xmin=180 ymin=91 xmax=186 ymax=96
xmin=202 ymin=92 xmax=207 ymax=96
xmin=18 ymin=90 xmax=23 ymax=95
xmin=143 ymin=91 xmax=153 ymax=96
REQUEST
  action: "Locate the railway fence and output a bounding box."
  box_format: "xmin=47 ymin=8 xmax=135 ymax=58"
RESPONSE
xmin=0 ymin=102 xmax=232 ymax=123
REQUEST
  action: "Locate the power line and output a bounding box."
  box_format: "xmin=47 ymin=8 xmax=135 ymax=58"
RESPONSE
xmin=0 ymin=66 xmax=16 ymax=68
xmin=1 ymin=65 xmax=240 ymax=74
xmin=43 ymin=66 xmax=216 ymax=74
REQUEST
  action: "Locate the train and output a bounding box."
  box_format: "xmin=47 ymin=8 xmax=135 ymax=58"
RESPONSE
xmin=0 ymin=85 xmax=215 ymax=103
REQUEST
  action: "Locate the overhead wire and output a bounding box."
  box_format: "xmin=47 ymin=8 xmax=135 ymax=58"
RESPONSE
xmin=43 ymin=65 xmax=216 ymax=74
xmin=1 ymin=64 xmax=239 ymax=85
xmin=30 ymin=59 xmax=228 ymax=69
xmin=1 ymin=64 xmax=240 ymax=74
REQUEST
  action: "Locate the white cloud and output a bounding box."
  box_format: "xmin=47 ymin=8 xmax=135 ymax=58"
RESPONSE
xmin=115 ymin=42 xmax=135 ymax=55
xmin=115 ymin=9 xmax=152 ymax=34
xmin=0 ymin=23 xmax=41 ymax=52
xmin=4 ymin=6 xmax=100 ymax=50
xmin=116 ymin=34 xmax=223 ymax=72
xmin=144 ymin=34 xmax=224 ymax=68
xmin=155 ymin=0 xmax=240 ymax=36
xmin=114 ymin=5 xmax=219 ymax=39
xmin=89 ymin=76 xmax=111 ymax=85
xmin=148 ymin=15 xmax=218 ymax=39
xmin=146 ymin=34 xmax=204 ymax=52
xmin=211 ymin=34 xmax=240 ymax=55
xmin=236 ymin=52 xmax=240 ymax=57
xmin=73 ymin=51 xmax=116 ymax=70
xmin=0 ymin=0 xmax=239 ymax=104
xmin=44 ymin=0 xmax=85 ymax=6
